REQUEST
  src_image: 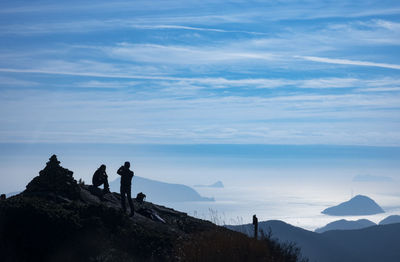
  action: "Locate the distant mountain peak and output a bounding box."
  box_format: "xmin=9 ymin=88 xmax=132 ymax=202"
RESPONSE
xmin=322 ymin=195 xmax=384 ymax=216
xmin=194 ymin=181 xmax=224 ymax=188
xmin=315 ymin=218 xmax=376 ymax=233
xmin=379 ymin=215 xmax=400 ymax=225
xmin=352 ymin=195 xmax=372 ymax=200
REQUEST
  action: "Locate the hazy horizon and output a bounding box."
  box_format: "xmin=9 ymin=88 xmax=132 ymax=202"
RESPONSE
xmin=1 ymin=142 xmax=399 ymax=230
xmin=1 ymin=1 xmax=400 ymax=231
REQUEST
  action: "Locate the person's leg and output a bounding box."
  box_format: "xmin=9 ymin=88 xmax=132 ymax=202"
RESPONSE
xmin=103 ymin=175 xmax=110 ymax=192
xmin=126 ymin=188 xmax=134 ymax=216
xmin=120 ymin=187 xmax=126 ymax=212
xmin=93 ymin=178 xmax=102 ymax=188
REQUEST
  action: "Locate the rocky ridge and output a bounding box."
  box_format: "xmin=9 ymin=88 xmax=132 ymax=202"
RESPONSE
xmin=0 ymin=155 xmax=294 ymax=262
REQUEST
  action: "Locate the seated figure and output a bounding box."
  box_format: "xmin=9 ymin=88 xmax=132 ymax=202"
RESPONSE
xmin=92 ymin=164 xmax=110 ymax=193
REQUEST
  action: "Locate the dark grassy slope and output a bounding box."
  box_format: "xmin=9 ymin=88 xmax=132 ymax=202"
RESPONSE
xmin=0 ymin=156 xmax=302 ymax=262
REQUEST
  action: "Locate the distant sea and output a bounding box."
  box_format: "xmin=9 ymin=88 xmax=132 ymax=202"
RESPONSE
xmin=1 ymin=143 xmax=400 ymax=230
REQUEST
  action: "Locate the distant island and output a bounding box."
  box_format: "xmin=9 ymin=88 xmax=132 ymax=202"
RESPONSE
xmin=110 ymin=176 xmax=214 ymax=203
xmin=194 ymin=181 xmax=224 ymax=188
xmin=321 ymin=195 xmax=384 ymax=216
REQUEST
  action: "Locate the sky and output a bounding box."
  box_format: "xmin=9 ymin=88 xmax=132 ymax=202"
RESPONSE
xmin=1 ymin=1 xmax=400 ymax=227
xmin=0 ymin=0 xmax=400 ymax=145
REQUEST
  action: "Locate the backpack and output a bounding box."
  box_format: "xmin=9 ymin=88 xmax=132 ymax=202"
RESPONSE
xmin=136 ymin=192 xmax=146 ymax=203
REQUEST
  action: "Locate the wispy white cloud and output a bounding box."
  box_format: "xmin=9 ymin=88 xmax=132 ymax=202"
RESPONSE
xmin=323 ymin=19 xmax=400 ymax=45
xmin=297 ymin=56 xmax=400 ymax=70
xmin=0 ymin=13 xmax=254 ymax=35
xmin=2 ymin=81 xmax=400 ymax=145
xmin=128 ymin=24 xmax=269 ymax=35
xmin=0 ymin=76 xmax=38 ymax=87
xmin=0 ymin=65 xmax=177 ymax=80
xmin=1 ymin=1 xmax=400 ymax=146
xmin=108 ymin=43 xmax=278 ymax=64
xmin=368 ymin=19 xmax=400 ymax=32
xmin=358 ymin=87 xmax=400 ymax=92
xmin=2 ymin=63 xmax=400 ymax=92
xmin=1 ymin=0 xmax=400 ymax=22
xmin=74 ymin=80 xmax=138 ymax=89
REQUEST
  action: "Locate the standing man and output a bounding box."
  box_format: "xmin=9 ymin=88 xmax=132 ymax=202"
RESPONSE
xmin=117 ymin=161 xmax=134 ymax=216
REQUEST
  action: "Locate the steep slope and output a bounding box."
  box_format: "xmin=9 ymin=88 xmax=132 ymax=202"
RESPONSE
xmin=321 ymin=195 xmax=384 ymax=216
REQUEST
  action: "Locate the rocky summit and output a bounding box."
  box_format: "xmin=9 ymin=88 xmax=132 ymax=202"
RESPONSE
xmin=25 ymin=155 xmax=80 ymax=200
xmin=0 ymin=155 xmax=300 ymax=262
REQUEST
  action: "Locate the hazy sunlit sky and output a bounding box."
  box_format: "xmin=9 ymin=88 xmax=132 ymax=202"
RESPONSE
xmin=0 ymin=0 xmax=400 ymax=145
xmin=1 ymin=0 xmax=400 ymax=222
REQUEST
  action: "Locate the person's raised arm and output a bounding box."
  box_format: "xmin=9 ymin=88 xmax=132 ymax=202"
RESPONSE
xmin=117 ymin=166 xmax=123 ymax=176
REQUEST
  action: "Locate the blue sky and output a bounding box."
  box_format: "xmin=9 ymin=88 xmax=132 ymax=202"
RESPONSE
xmin=1 ymin=2 xmax=400 ymax=226
xmin=1 ymin=0 xmax=400 ymax=145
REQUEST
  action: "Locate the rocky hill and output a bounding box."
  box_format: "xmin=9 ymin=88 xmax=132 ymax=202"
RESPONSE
xmin=0 ymin=155 xmax=302 ymax=262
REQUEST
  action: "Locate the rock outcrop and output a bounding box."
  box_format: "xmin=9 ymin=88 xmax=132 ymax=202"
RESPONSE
xmin=24 ymin=155 xmax=80 ymax=200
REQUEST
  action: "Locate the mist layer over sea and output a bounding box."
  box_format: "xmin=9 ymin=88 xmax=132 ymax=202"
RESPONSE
xmin=1 ymin=143 xmax=399 ymax=230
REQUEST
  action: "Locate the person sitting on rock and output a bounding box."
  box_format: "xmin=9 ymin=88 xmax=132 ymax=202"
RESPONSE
xmin=92 ymin=164 xmax=110 ymax=193
xmin=117 ymin=161 xmax=134 ymax=216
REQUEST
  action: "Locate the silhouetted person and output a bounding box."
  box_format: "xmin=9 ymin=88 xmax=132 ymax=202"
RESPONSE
xmin=253 ymin=214 xmax=258 ymax=239
xmin=0 ymin=194 xmax=5 ymax=200
xmin=136 ymin=192 xmax=146 ymax=204
xmin=92 ymin=164 xmax=110 ymax=193
xmin=118 ymin=161 xmax=134 ymax=216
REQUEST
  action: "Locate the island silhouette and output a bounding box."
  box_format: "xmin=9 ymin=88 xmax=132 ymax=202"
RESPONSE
xmin=321 ymin=195 xmax=385 ymax=216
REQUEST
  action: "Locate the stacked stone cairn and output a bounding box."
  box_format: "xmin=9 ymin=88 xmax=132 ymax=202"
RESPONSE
xmin=25 ymin=155 xmax=80 ymax=200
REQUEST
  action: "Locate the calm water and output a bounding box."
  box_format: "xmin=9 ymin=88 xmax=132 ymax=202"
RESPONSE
xmin=164 ymin=184 xmax=400 ymax=230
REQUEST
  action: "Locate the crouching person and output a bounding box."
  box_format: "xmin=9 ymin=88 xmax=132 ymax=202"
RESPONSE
xmin=92 ymin=164 xmax=110 ymax=193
